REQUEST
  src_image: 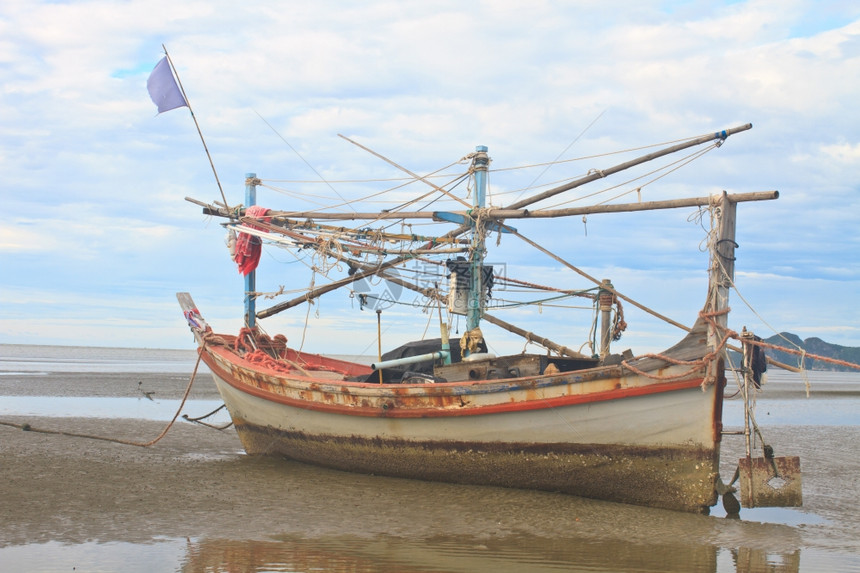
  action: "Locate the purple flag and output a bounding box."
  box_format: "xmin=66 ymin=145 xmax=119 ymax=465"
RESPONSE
xmin=147 ymin=57 xmax=188 ymax=114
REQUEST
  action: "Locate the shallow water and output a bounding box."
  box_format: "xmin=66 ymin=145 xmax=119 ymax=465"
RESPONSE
xmin=0 ymin=343 xmax=205 ymax=374
xmin=2 ymin=536 xmax=848 ymax=573
xmin=1 ymin=344 xmax=858 ymax=572
xmin=0 ymin=396 xmax=231 ymax=423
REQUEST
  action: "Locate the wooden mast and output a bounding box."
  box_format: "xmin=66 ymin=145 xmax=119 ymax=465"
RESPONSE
xmin=467 ymin=146 xmax=489 ymax=334
xmin=705 ymin=191 xmax=737 ymax=384
xmin=244 ymin=173 xmax=257 ymax=328
xmin=197 ymin=190 xmax=777 ymax=222
xmin=503 ymin=124 xmax=752 ymax=210
xmin=194 ymin=191 xmax=778 ymax=321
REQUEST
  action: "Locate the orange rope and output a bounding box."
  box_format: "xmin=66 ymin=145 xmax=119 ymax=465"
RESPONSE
xmin=746 ymin=338 xmax=860 ymax=371
xmin=624 ymin=306 xmax=860 ymax=383
xmin=620 ymin=309 xmax=734 ymax=383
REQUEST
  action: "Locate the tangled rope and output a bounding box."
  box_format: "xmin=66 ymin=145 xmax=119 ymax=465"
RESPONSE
xmin=233 ymin=327 xmax=303 ymax=374
xmin=621 ymin=309 xmax=734 ymax=385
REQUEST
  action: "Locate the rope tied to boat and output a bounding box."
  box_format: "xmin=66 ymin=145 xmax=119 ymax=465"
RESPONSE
xmin=201 ymin=330 xmax=228 ymax=347
xmin=621 ymin=308 xmax=735 ymax=385
xmin=628 ymin=305 xmax=860 ymax=392
xmin=597 ymin=288 xmax=628 ymax=342
xmin=460 ymin=327 xmax=485 ymax=355
xmin=743 ymin=336 xmax=860 ymax=388
xmin=182 ymin=404 xmax=233 ymax=430
xmin=469 ymin=207 xmax=494 ymax=245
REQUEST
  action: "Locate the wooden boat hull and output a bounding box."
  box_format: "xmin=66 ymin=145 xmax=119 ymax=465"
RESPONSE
xmin=197 ymin=337 xmax=725 ymax=513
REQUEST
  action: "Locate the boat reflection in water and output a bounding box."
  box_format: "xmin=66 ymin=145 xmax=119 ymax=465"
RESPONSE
xmin=180 ymin=534 xmax=801 ymax=573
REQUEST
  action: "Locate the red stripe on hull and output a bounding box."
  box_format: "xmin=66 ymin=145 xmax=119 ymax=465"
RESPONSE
xmin=201 ymin=348 xmax=708 ymax=419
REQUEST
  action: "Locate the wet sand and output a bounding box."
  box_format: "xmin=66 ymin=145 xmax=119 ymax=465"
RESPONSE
xmin=1 ymin=416 xmax=857 ymax=550
xmin=2 ymin=366 xmax=860 ymax=571
xmin=0 ymin=371 xmax=221 ymax=400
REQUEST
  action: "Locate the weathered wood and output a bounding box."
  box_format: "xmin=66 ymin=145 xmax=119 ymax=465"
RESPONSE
xmin=487 ymin=191 xmax=778 ymax=219
xmin=188 ymin=124 xmax=754 ymax=227
xmin=188 ymin=190 xmax=778 ymax=222
xmin=709 ymin=191 xmax=737 ymax=336
xmin=195 ymin=125 xmax=761 ymax=319
xmin=481 ymin=313 xmax=588 ymax=359
xmin=504 ymin=124 xmax=753 ymax=210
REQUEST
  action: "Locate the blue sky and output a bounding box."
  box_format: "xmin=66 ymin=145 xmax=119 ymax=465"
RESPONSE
xmin=1 ymin=0 xmax=858 ymax=357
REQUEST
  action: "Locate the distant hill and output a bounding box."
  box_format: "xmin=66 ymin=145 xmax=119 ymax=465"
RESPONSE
xmin=732 ymin=333 xmax=860 ymax=372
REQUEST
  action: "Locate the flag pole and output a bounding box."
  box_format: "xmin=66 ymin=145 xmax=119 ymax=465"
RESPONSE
xmin=161 ymin=45 xmax=230 ymax=208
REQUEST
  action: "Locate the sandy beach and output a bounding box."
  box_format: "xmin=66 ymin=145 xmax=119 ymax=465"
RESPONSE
xmin=1 ymin=347 xmax=859 ymax=571
xmin=2 ymin=415 xmax=858 ymax=562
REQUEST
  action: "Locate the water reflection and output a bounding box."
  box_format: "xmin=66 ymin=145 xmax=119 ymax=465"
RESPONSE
xmin=0 ymin=396 xmax=229 ymax=422
xmin=730 ymin=547 xmax=801 ymax=573
xmin=179 ymin=534 xmax=803 ymax=573
xmin=0 ymin=535 xmax=813 ymax=573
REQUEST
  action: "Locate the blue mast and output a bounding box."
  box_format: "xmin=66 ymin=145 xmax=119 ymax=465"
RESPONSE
xmin=244 ymin=172 xmax=257 ymax=329
xmin=467 ymin=146 xmax=489 ymax=331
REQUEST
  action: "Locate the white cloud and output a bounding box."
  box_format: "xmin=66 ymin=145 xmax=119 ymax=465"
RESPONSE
xmin=821 ymin=141 xmax=860 ymax=163
xmin=0 ymin=0 xmax=858 ymax=351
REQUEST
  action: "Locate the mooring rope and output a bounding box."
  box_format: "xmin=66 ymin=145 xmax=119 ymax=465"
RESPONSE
xmin=621 ymin=309 xmax=734 ymax=384
xmin=745 ymin=338 xmax=860 ymax=372
xmin=0 ymin=344 xmax=209 ymax=447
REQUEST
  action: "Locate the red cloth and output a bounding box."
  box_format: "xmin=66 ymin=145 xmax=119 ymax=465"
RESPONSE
xmin=234 ymin=205 xmax=271 ymax=275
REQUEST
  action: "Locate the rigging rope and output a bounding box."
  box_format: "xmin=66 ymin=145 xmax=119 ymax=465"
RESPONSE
xmin=508 ymin=227 xmax=692 ymax=333
xmin=491 ymin=131 xmax=717 ymax=174
xmin=535 ymin=144 xmax=717 ymax=211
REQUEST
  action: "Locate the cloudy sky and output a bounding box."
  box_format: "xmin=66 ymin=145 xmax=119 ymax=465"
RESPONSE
xmin=1 ymin=0 xmax=858 ymax=358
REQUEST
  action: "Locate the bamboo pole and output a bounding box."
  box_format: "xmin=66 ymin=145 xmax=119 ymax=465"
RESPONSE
xmin=315 ymin=126 xmax=753 ymax=281
xmin=191 ymin=124 xmax=757 ymax=317
xmin=481 ymin=313 xmax=587 ymax=358
xmin=507 ymin=226 xmax=693 ymax=333
xmin=503 ymin=124 xmax=752 ymax=210
xmin=162 ymin=45 xmax=229 ymax=209
xmin=187 ymin=190 xmax=779 ymax=222
xmin=487 ymin=190 xmax=779 ymax=219
xmin=205 ymin=190 xmax=779 ymax=320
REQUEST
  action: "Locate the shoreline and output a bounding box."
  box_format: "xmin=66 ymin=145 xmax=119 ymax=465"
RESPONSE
xmin=0 ymin=371 xmax=222 ymax=400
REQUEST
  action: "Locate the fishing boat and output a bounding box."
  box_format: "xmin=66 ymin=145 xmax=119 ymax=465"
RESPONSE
xmin=177 ymin=123 xmax=802 ymax=514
